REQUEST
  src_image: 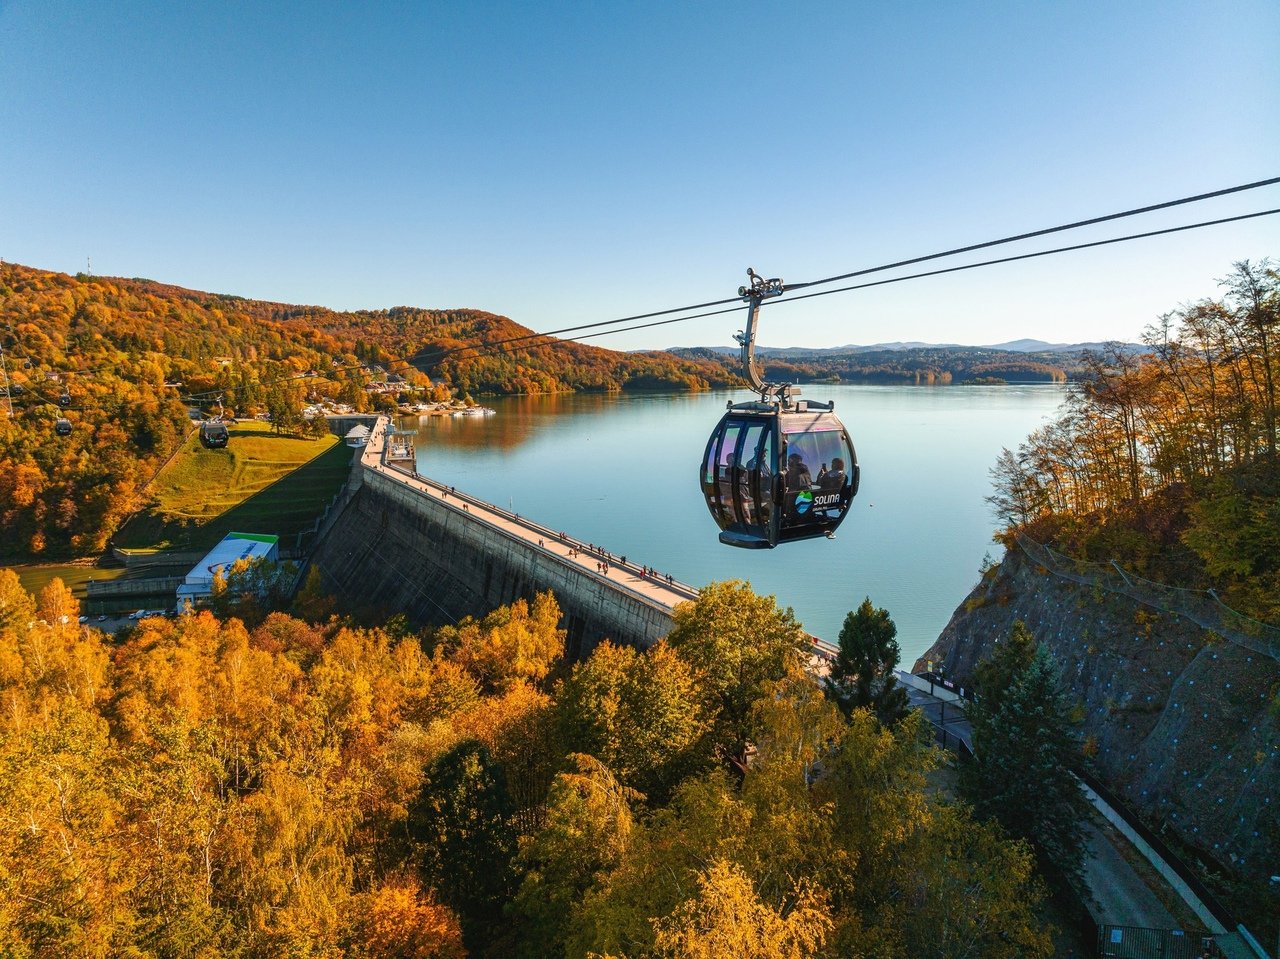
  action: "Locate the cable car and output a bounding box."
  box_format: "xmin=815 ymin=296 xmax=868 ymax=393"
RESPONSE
xmin=700 ymin=270 xmax=860 ymax=548
xmin=59 ymin=392 xmax=72 ymax=407
xmin=55 ymin=417 xmax=72 ymax=436
xmin=199 ymin=419 xmax=229 ymax=449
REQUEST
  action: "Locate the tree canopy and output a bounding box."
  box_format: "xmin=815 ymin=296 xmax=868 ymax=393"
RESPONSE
xmin=963 ymin=624 xmax=1090 ymax=891
xmin=828 ymin=597 xmax=910 ymax=725
xmin=987 ymin=259 xmax=1280 ymax=618
xmin=0 ymin=574 xmax=1056 ymax=957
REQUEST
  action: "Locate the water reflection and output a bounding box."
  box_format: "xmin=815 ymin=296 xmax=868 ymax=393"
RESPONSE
xmin=407 ymin=409 xmax=531 ymax=450
xmin=407 ymin=385 xmax=1067 ymax=665
xmin=404 ymin=392 xmax=635 ymax=450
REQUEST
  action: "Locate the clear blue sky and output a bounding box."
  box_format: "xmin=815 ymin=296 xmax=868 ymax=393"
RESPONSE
xmin=2 ymin=1 xmax=1277 ymax=349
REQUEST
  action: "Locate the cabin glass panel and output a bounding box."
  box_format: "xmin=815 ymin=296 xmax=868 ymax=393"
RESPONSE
xmin=701 ymin=415 xmax=781 ymax=546
xmin=731 ymin=421 xmax=767 ymax=529
xmin=717 ymin=424 xmax=744 ymax=527
xmin=702 ymin=423 xmax=742 ymax=528
xmin=779 ymin=415 xmax=855 ymax=533
xmin=754 ymin=427 xmax=775 ymax=529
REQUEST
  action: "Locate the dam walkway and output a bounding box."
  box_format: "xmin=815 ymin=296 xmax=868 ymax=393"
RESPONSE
xmin=359 ymin=417 xmax=700 ymax=617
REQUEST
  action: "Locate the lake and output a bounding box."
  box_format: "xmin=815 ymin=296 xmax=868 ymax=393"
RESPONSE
xmin=407 ymin=384 xmax=1067 ymax=667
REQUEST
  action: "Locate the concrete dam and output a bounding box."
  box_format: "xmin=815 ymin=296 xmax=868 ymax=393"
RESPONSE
xmin=309 ymin=417 xmax=697 ymax=655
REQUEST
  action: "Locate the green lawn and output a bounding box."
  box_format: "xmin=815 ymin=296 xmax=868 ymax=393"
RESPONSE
xmin=11 ymin=562 xmax=128 ymax=598
xmin=113 ymin=422 xmax=354 ymax=552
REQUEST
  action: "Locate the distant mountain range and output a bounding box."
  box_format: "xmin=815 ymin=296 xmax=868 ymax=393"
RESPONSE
xmin=685 ymin=339 xmax=1144 ymax=357
xmin=665 ymin=337 xmax=1157 ymax=386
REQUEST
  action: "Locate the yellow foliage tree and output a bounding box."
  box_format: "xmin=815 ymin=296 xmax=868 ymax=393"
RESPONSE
xmin=439 ymin=591 xmax=565 ymax=692
xmin=349 ymin=877 xmax=466 ymax=959
xmin=637 ymin=859 xmax=831 ymax=959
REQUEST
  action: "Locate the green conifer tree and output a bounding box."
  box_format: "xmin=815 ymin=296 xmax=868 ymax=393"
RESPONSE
xmin=964 ymin=637 xmax=1089 ymax=889
xmin=828 ymin=597 xmax=910 ymax=725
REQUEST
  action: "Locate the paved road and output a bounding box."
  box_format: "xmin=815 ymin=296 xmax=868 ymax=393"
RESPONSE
xmin=1081 ymin=819 xmax=1178 ymax=928
xmin=901 ymin=683 xmax=973 ymax=751
xmin=901 ymin=680 xmax=1207 ymax=938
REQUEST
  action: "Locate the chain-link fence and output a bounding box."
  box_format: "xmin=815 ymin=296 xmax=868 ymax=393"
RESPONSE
xmin=1016 ymin=534 xmax=1280 ymax=662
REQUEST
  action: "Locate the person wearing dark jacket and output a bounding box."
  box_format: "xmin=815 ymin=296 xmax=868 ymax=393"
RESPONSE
xmin=817 ymin=457 xmax=847 ymax=490
xmin=784 ymin=452 xmax=813 ymax=491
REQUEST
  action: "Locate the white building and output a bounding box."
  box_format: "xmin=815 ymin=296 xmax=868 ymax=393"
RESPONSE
xmin=176 ymin=531 xmax=280 ymax=611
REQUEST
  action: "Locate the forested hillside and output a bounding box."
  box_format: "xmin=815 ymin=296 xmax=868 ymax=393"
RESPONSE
xmin=988 ymin=259 xmax=1280 ymax=619
xmin=0 ymin=264 xmax=737 ymax=560
xmin=294 ymin=306 xmax=742 ymax=395
xmin=0 ymin=264 xmax=367 ymax=559
xmin=673 ymin=344 xmax=1072 ymax=385
xmin=0 ymin=575 xmax=1054 ymax=958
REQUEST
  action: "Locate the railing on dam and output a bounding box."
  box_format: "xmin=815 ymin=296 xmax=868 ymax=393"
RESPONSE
xmin=357 ymin=416 xmax=700 ymax=616
xmin=349 ymin=415 xmax=842 ymax=664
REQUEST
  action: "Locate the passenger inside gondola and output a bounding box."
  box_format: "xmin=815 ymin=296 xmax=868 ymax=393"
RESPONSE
xmin=780 ymin=430 xmax=853 ymax=525
xmin=784 ymin=452 xmax=812 ymax=491
xmin=818 ymin=457 xmax=847 ymax=490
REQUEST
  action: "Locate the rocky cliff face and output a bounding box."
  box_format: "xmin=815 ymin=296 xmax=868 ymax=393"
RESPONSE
xmin=916 ymin=543 xmax=1279 ymax=881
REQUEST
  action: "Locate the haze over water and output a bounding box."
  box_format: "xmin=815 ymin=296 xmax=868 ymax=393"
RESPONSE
xmin=409 ymin=384 xmax=1067 ymax=668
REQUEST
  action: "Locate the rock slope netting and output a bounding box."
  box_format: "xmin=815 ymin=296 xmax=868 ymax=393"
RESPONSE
xmin=916 ymin=543 xmax=1279 ymax=881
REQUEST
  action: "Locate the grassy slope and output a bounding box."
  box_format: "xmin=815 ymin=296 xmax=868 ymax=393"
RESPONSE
xmin=113 ymin=422 xmax=354 ymax=552
xmin=13 ymin=563 xmax=128 ymax=598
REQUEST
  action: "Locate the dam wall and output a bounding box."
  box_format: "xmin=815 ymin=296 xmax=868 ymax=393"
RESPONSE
xmin=307 ymin=426 xmax=683 ymax=654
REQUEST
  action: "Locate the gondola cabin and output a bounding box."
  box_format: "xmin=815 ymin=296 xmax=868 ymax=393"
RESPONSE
xmin=200 ymin=420 xmax=229 ymax=449
xmin=701 ymin=400 xmax=859 ymax=549
xmin=700 ymin=268 xmax=863 ymax=549
xmin=55 ymin=417 xmax=72 ymax=436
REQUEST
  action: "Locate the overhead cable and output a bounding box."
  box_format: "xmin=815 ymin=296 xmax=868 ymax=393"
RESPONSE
xmin=153 ymin=179 xmax=1280 ymax=401
xmin=408 ymin=176 xmax=1280 ymax=366
xmin=398 ymin=207 xmax=1280 ymax=360
xmin=783 ymin=175 xmax=1280 ymax=292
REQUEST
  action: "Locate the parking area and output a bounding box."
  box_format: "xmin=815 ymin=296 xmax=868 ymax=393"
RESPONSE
xmin=77 ymin=610 xmax=175 ymax=635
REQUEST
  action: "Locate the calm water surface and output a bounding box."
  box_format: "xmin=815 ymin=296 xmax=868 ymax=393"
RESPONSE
xmin=409 ymin=384 xmax=1066 ymax=667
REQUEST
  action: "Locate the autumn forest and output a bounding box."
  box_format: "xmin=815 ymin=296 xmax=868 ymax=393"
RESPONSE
xmin=0 ymin=263 xmax=738 ymax=561
xmin=1 ymin=575 xmax=1057 ymax=958
xmin=2 ymin=256 xmax=1278 ymax=956
xmin=989 ymin=259 xmax=1280 ymax=620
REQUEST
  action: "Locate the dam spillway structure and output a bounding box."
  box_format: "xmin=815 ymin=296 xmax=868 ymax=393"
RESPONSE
xmin=310 ymin=416 xmax=693 ymax=656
